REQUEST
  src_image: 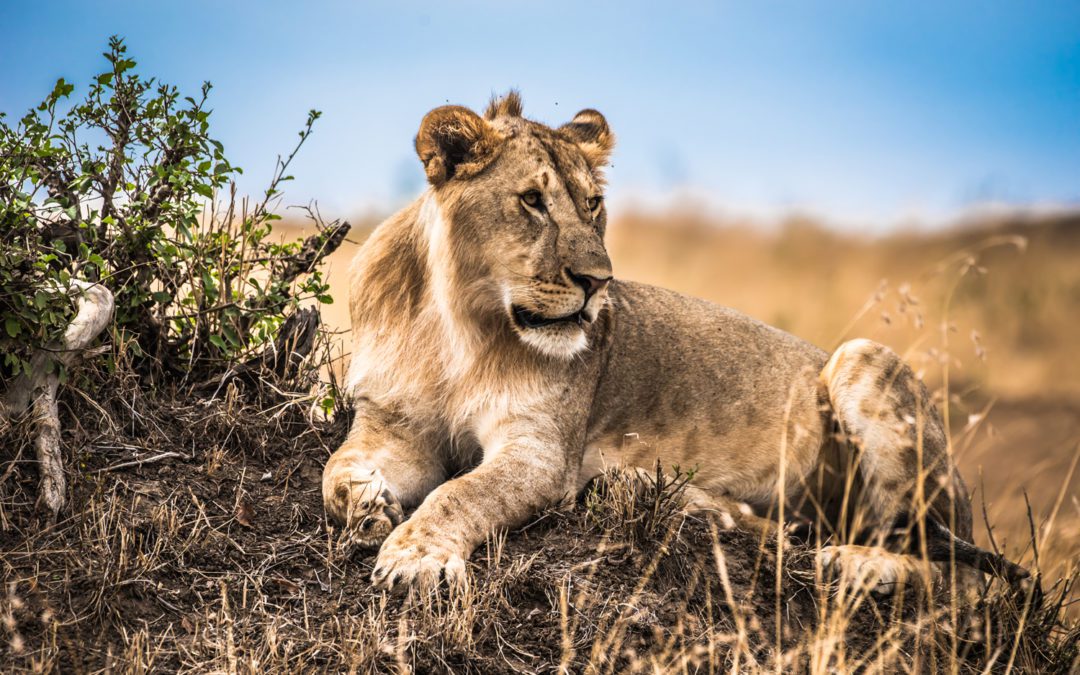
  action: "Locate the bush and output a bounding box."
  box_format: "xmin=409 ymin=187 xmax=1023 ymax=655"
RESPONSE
xmin=0 ymin=36 xmax=346 ymax=390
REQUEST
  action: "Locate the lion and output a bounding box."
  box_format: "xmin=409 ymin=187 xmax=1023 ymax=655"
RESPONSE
xmin=323 ymin=91 xmax=1027 ymax=592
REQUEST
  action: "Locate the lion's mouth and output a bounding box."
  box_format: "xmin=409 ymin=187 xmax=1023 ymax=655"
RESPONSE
xmin=512 ymin=305 xmax=586 ymax=330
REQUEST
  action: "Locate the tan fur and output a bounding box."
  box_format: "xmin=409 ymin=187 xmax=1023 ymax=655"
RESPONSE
xmin=323 ymin=92 xmax=976 ymax=591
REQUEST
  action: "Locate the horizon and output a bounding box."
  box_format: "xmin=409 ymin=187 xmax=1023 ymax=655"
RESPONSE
xmin=3 ymin=1 xmax=1079 ymax=230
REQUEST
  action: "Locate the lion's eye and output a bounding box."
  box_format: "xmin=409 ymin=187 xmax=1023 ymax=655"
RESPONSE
xmin=520 ymin=190 xmax=543 ymax=209
xmin=587 ymin=195 xmax=603 ymax=212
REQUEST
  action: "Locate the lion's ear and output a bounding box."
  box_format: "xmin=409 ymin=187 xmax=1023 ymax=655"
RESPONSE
xmin=415 ymin=106 xmax=504 ymax=186
xmin=560 ymin=109 xmax=615 ymax=169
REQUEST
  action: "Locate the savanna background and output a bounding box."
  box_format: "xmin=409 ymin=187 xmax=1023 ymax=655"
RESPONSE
xmin=2 ymin=1 xmax=1078 ymax=672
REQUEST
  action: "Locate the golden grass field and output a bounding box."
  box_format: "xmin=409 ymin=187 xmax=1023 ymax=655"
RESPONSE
xmin=300 ymin=208 xmax=1080 ymax=586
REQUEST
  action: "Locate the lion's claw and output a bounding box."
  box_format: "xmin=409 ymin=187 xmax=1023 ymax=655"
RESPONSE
xmin=325 ymin=468 xmax=404 ymax=548
xmin=372 ymin=522 xmax=467 ymax=592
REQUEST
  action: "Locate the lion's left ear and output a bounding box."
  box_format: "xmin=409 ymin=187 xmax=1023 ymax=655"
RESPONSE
xmin=415 ymin=105 xmax=505 ymax=186
xmin=559 ymin=109 xmax=615 ymax=169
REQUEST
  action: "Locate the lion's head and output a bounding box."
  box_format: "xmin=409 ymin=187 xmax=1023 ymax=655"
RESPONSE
xmin=414 ymin=91 xmax=615 ymax=358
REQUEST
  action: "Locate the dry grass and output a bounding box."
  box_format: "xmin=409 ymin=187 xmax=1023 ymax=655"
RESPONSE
xmin=1 ymin=208 xmax=1078 ymax=673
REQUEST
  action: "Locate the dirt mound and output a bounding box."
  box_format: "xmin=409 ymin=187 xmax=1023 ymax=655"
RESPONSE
xmin=1 ymin=386 xmax=1076 ymax=673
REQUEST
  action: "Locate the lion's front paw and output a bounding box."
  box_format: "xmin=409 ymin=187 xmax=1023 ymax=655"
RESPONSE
xmin=323 ymin=467 xmax=404 ymax=548
xmin=818 ymin=545 xmax=937 ymax=596
xmin=372 ymin=521 xmax=467 ymax=591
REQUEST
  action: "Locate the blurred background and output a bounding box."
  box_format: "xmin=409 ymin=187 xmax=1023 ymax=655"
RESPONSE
xmin=3 ymin=1 xmax=1078 ymax=577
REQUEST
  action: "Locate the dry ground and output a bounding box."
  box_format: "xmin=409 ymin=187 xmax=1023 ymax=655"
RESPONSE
xmin=1 ymin=386 xmax=1074 ymax=673
xmin=2 ymin=209 xmax=1078 ymax=673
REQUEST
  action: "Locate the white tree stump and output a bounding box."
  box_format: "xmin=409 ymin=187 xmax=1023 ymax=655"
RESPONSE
xmin=2 ymin=280 xmax=114 ymax=517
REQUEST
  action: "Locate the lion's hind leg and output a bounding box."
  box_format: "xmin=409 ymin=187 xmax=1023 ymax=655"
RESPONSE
xmin=820 ymin=339 xmax=1028 ymax=585
xmin=821 ymin=338 xmax=958 ymax=538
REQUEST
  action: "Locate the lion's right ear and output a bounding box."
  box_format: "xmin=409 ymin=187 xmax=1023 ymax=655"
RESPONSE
xmin=559 ymin=109 xmax=615 ymax=170
xmin=415 ymin=106 xmax=504 ymax=186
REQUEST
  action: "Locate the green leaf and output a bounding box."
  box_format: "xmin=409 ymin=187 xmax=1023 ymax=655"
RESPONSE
xmin=5 ymin=318 xmax=21 ymax=338
xmin=320 ymin=395 xmax=335 ymax=416
xmin=222 ymin=324 xmax=241 ymax=347
xmin=208 ymin=334 xmax=227 ymax=350
xmin=51 ymin=78 xmax=74 ymax=99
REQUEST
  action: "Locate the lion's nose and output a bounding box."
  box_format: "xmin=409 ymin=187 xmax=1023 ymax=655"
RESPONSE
xmin=566 ymin=269 xmax=612 ymax=301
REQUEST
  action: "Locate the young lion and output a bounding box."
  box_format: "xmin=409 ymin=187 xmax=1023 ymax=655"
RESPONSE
xmin=323 ymin=92 xmax=1025 ymax=591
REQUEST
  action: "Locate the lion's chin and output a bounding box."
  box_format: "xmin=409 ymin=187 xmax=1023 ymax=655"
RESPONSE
xmin=513 ymin=321 xmax=589 ymax=359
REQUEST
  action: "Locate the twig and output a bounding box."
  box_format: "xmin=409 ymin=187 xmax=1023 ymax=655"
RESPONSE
xmin=978 ymin=471 xmax=1002 ymax=557
xmin=94 ymin=451 xmax=184 ymax=473
xmin=1023 ymin=491 xmax=1040 ymax=574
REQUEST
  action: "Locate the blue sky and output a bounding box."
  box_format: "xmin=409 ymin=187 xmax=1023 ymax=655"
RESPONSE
xmin=2 ymin=1 xmax=1078 ymax=228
